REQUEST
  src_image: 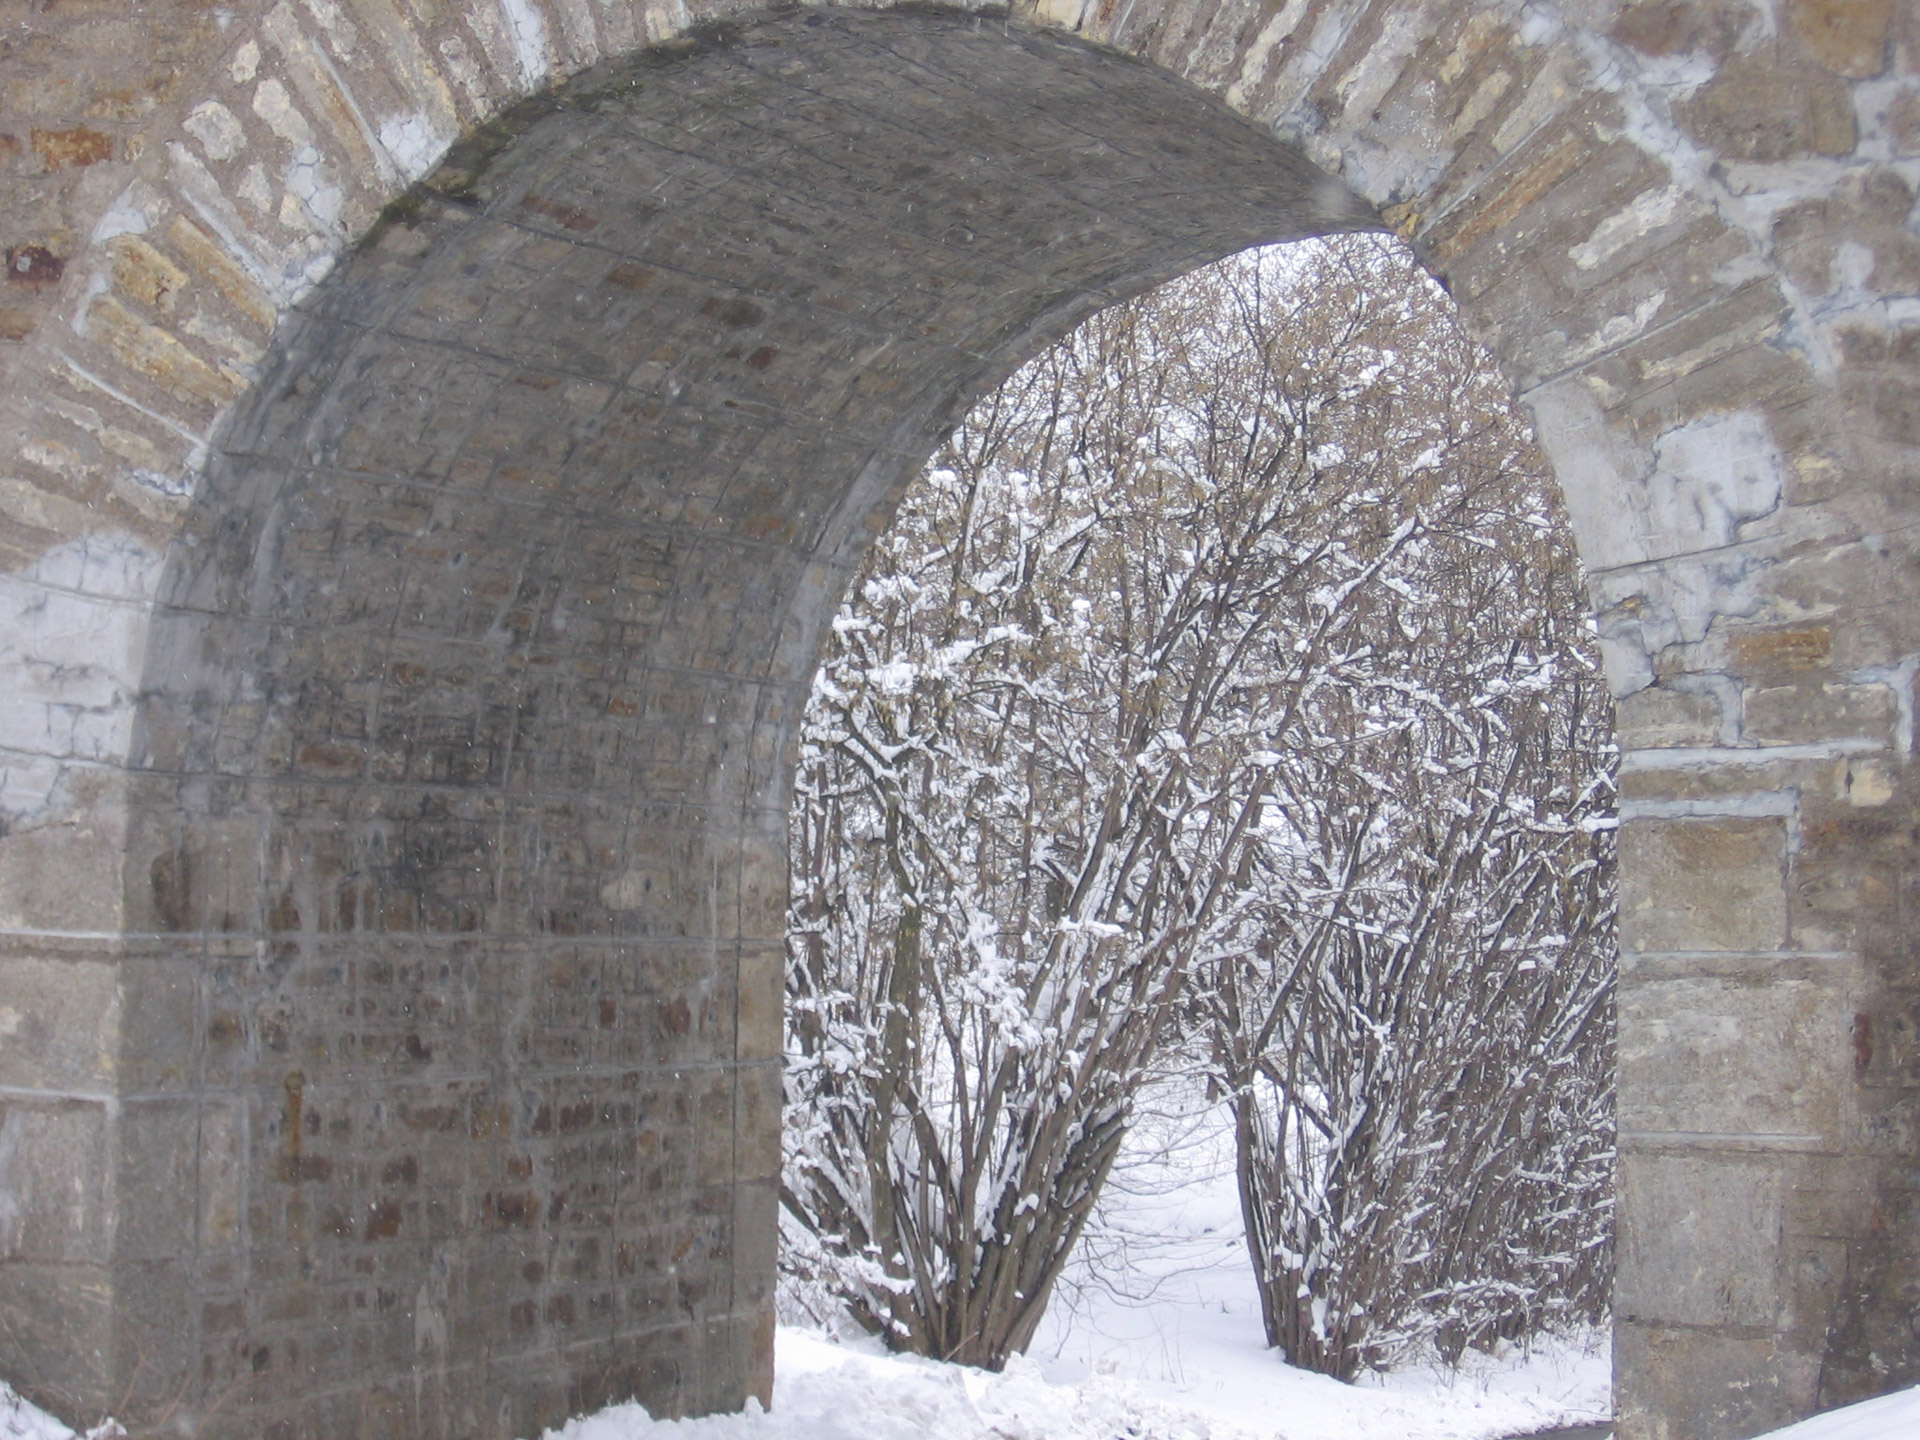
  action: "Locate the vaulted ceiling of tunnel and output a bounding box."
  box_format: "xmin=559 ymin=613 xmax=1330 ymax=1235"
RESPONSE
xmin=134 ymin=7 xmax=1372 ymax=919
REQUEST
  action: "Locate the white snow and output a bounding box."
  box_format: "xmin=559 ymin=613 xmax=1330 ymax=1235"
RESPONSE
xmin=1752 ymin=1385 xmax=1920 ymax=1440
xmin=541 ymin=1325 xmax=1607 ymax=1440
xmin=5 ymin=1352 xmax=1917 ymax=1440
xmin=0 ymin=1385 xmax=118 ymax=1440
xmin=1025 ymin=1099 xmax=1611 ymax=1440
xmin=1 ymin=1107 xmax=1911 ymax=1440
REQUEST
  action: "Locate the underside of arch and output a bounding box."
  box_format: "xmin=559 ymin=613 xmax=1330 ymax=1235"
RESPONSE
xmin=58 ymin=11 xmax=1371 ymax=1436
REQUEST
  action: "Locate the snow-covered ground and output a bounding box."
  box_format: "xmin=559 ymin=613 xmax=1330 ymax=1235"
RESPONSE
xmin=1756 ymin=1386 xmax=1920 ymax=1440
xmin=3 ymin=1099 xmax=1913 ymax=1440
xmin=1019 ymin=1092 xmax=1611 ymax=1440
xmin=5 ymin=1341 xmax=1916 ymax=1440
xmin=553 ymin=1325 xmax=1608 ymax=1440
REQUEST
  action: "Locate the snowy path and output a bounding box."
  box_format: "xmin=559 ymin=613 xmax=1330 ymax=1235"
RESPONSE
xmin=1016 ymin=1098 xmax=1610 ymax=1440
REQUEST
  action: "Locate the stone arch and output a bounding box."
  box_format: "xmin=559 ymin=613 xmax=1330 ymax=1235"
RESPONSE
xmin=0 ymin=4 xmax=1914 ymax=1440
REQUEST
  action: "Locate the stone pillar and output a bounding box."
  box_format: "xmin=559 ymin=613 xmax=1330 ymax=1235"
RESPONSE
xmin=0 ymin=556 xmax=151 ymax=1421
xmin=1597 ymin=521 xmax=1918 ymax=1438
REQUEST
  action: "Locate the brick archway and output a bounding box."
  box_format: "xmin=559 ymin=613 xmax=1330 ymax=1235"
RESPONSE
xmin=1 ymin=5 xmax=1915 ymax=1439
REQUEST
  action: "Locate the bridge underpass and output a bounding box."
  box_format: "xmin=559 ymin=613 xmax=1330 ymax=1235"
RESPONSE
xmin=0 ymin=4 xmax=1915 ymax=1439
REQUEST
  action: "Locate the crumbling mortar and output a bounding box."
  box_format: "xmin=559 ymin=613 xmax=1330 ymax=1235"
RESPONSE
xmin=1619 ymin=783 xmax=1803 ymax=852
xmin=1666 ymin=670 xmax=1747 ymax=746
xmin=1849 ymin=653 xmax=1919 ymax=758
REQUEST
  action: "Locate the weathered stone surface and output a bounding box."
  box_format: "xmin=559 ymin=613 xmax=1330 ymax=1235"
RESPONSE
xmin=1679 ymin=50 xmax=1859 ymax=161
xmin=1620 ymin=1151 xmax=1787 ymax=1328
xmin=1744 ymin=682 xmax=1899 ymax=747
xmin=1788 ymin=0 xmax=1895 ymax=79
xmin=1620 ymin=817 xmax=1790 ymax=955
xmin=29 ymin=127 xmax=113 ymax=172
xmin=1615 ymin=685 xmax=1723 ymax=749
xmin=0 ymin=952 xmax=118 ymax=1092
xmin=1620 ymin=959 xmax=1859 ymax=1142
xmin=1615 ymin=1320 xmax=1822 ymax=1440
xmin=0 ymin=1 xmax=1916 ymax=1438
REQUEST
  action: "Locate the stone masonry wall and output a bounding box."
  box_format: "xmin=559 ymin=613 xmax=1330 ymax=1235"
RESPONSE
xmin=1 ymin=3 xmax=1916 ymax=1439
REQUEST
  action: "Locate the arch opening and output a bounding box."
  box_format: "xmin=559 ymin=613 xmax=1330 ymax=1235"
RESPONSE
xmin=775 ymin=231 xmax=1619 ymax=1389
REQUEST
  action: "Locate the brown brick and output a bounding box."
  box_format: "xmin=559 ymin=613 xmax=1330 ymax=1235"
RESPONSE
xmin=1680 ymin=52 xmax=1857 ymax=160
xmin=109 ymin=234 xmax=188 ymax=313
xmin=1731 ymin=625 xmax=1833 ymax=675
xmin=1788 ymin=0 xmax=1894 ymax=77
xmin=30 ymin=125 xmax=113 ymax=169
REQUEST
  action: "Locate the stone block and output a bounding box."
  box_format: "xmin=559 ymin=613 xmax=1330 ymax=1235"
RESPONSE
xmin=1891 ymin=85 xmax=1920 ymax=155
xmin=0 ymin=1096 xmax=112 ymax=1264
xmin=1616 ymin=685 xmax=1721 ymax=748
xmin=1678 ymin=51 xmax=1857 ymax=160
xmin=1860 ymin=372 xmax=1920 ymax=447
xmin=735 ymin=1063 xmax=782 ymax=1185
xmin=0 ymin=306 xmax=40 ymax=342
xmin=113 ymin=953 xmax=198 ymax=1092
xmin=1783 ymin=1233 xmax=1849 ymax=1339
xmin=1620 ymin=962 xmax=1856 ymax=1142
xmin=1745 ymin=682 xmax=1898 ymax=747
xmin=108 ymin=235 xmax=188 ymax=314
xmin=1788 ymin=0 xmax=1894 ymax=78
xmin=112 ymin=1097 xmax=199 ymax=1263
xmin=1611 ymin=1 xmax=1743 ymax=61
xmin=1615 ymin=1319 xmax=1819 ymax=1440
xmin=1833 ymin=754 xmax=1897 ymax=807
xmin=1617 ymin=1149 xmax=1784 ymax=1328
xmin=1791 ymin=800 xmax=1908 ymax=951
xmin=197 ymin=1097 xmax=247 ymax=1252
xmin=1620 ymin=816 xmax=1789 ymax=954
xmin=29 ymin=126 xmax=114 ymax=171
xmin=736 ymin=825 xmax=788 ymax=944
xmin=0 ymin=953 xmax=118 ymax=1091
xmin=735 ymin=944 xmax=782 ymax=1063
xmin=696 ymin=1076 xmax=735 ymax=1190
xmin=85 ymin=295 xmax=238 ymax=410
xmin=732 ymin=1178 xmax=778 ymax=1309
xmin=0 ymin=809 xmax=128 ymax=934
